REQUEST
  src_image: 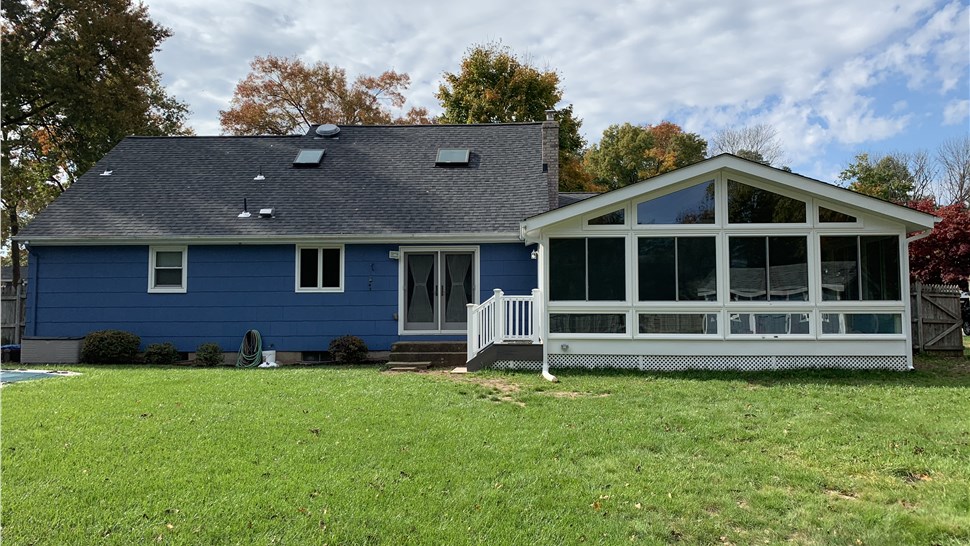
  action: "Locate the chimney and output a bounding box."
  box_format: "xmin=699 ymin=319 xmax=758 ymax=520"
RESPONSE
xmin=542 ymin=109 xmax=559 ymax=211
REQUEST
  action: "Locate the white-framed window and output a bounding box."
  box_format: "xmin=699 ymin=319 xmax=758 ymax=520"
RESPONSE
xmin=296 ymin=245 xmax=344 ymax=292
xmin=148 ymin=246 xmax=187 ymax=293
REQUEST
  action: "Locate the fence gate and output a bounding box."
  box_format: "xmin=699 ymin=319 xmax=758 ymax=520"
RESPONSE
xmin=1 ymin=282 xmax=27 ymax=345
xmin=911 ymin=283 xmax=963 ymax=354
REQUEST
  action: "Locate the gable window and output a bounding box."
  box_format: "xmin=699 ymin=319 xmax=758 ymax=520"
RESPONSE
xmin=149 ymin=246 xmax=187 ymax=293
xmin=727 ymin=180 xmax=806 ymax=223
xmin=637 ymin=180 xmax=715 ymax=224
xmin=818 ymin=206 xmax=857 ymax=223
xmin=820 ymin=236 xmax=899 ymax=300
xmin=296 ymin=245 xmax=343 ymax=292
xmin=729 ymin=236 xmax=808 ymax=301
xmin=549 ymin=238 xmax=625 ymax=301
xmin=588 ymin=208 xmax=625 ymax=226
xmin=638 ymin=237 xmax=717 ymax=301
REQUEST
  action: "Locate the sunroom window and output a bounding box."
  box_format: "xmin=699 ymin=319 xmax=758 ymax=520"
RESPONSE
xmin=818 ymin=206 xmax=857 ymax=223
xmin=727 ymin=180 xmax=806 ymax=223
xmin=588 ymin=208 xmax=625 ymax=226
xmin=549 ymin=238 xmax=625 ymax=301
xmin=638 ymin=237 xmax=717 ymax=301
xmin=820 ymin=236 xmax=900 ymax=300
xmin=296 ymin=245 xmax=343 ymax=292
xmin=637 ymin=180 xmax=715 ymax=224
xmin=729 ymin=236 xmax=808 ymax=301
xmin=550 ymin=313 xmax=626 ymax=334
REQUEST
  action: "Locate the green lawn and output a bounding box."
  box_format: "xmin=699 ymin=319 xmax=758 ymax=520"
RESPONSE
xmin=2 ymin=355 xmax=969 ymax=545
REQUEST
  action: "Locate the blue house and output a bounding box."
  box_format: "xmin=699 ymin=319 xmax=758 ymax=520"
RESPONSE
xmin=18 ymin=119 xmax=560 ymax=362
xmin=18 ymin=115 xmax=939 ymax=373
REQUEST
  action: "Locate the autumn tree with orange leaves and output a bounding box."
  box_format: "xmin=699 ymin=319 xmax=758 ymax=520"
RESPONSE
xmin=583 ymin=121 xmax=707 ymax=189
xmin=219 ymin=55 xmax=431 ymax=135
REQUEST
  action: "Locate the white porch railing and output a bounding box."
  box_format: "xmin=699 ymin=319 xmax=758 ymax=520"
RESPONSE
xmin=466 ymin=288 xmax=542 ymax=362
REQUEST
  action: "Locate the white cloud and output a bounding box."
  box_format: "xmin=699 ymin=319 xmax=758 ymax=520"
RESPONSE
xmin=943 ymin=99 xmax=970 ymax=125
xmin=142 ymin=0 xmax=967 ymax=176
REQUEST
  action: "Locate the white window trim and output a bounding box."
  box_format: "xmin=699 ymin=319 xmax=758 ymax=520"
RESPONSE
xmin=148 ymin=245 xmax=187 ymax=294
xmin=295 ymin=244 xmax=345 ymax=293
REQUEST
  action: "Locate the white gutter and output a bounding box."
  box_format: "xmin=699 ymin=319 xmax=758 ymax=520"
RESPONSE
xmin=16 ymin=232 xmax=524 ymax=246
xmin=905 ymin=228 xmax=934 ymax=243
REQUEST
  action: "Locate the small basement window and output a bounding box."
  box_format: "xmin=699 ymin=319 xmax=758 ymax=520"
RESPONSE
xmin=296 ymin=245 xmax=343 ymax=292
xmin=149 ymin=246 xmax=187 ymax=293
xmin=435 ymin=148 xmax=470 ymax=166
xmin=293 ymin=149 xmax=325 ymax=167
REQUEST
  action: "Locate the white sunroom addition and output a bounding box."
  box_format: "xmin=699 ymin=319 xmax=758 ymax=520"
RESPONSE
xmin=513 ymin=154 xmax=939 ymax=373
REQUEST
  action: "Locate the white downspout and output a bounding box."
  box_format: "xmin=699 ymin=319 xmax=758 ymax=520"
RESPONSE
xmin=535 ymin=241 xmax=558 ymax=382
xmin=904 ymin=228 xmax=934 ymax=370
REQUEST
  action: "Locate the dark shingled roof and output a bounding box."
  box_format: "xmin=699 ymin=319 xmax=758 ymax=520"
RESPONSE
xmin=20 ymin=123 xmax=552 ymax=240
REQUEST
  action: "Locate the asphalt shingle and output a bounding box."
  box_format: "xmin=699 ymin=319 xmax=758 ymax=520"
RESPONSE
xmin=20 ymin=123 xmax=551 ymax=240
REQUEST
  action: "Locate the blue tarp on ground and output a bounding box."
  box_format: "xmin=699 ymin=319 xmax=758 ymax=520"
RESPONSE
xmin=1 ymin=370 xmax=56 ymax=383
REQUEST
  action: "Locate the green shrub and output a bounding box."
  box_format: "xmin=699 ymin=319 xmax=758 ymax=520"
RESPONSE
xmin=195 ymin=343 xmax=224 ymax=367
xmin=328 ymin=335 xmax=369 ymax=363
xmin=81 ymin=330 xmax=141 ymax=364
xmin=143 ymin=342 xmax=180 ymax=365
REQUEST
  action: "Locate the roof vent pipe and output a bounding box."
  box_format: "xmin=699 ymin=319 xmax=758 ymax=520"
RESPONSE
xmin=254 ymin=166 xmax=265 ymax=181
xmin=237 ymin=198 xmax=251 ymax=218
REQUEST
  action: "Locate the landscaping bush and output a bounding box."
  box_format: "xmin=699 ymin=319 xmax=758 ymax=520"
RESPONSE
xmin=329 ymin=335 xmax=369 ymax=363
xmin=195 ymin=343 xmax=224 ymax=367
xmin=81 ymin=330 xmax=141 ymax=364
xmin=143 ymin=342 xmax=180 ymax=365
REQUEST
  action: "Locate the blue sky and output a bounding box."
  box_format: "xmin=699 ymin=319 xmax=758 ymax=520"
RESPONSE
xmin=143 ymin=0 xmax=969 ymax=184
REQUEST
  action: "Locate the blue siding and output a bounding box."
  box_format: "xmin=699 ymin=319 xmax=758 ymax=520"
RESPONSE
xmin=26 ymin=243 xmax=537 ymax=352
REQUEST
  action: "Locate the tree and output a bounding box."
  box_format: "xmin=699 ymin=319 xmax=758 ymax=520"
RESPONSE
xmin=709 ymin=123 xmax=786 ymax=167
xmin=937 ymin=136 xmax=970 ymax=207
xmin=1 ymin=0 xmax=191 ymax=283
xmin=838 ymin=153 xmax=914 ymax=203
xmin=907 ymin=198 xmax=970 ymax=287
xmin=583 ymin=121 xmax=708 ymax=189
xmin=435 ymin=42 xmax=594 ymax=191
xmin=219 ymin=55 xmax=430 ymax=136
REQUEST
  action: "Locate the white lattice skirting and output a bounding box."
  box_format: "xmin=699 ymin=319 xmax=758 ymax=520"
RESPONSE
xmin=490 ymin=354 xmax=909 ymax=371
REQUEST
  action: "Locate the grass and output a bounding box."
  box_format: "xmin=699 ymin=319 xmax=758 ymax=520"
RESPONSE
xmin=2 ymin=353 xmax=969 ymax=545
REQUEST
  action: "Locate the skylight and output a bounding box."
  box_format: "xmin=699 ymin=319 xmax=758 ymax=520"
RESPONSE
xmin=293 ymin=149 xmax=325 ymax=167
xmin=435 ymin=148 xmax=470 ymax=166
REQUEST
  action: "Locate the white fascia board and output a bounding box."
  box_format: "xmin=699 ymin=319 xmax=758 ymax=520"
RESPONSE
xmin=19 ymin=232 xmax=524 ymax=246
xmin=520 ymin=154 xmax=940 ymax=236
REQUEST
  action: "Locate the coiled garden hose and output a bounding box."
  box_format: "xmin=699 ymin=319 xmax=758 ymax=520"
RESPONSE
xmin=236 ymin=329 xmax=262 ymax=368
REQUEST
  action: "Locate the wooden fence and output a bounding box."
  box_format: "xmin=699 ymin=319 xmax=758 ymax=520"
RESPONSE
xmin=911 ymin=283 xmax=963 ymax=354
xmin=1 ymin=283 xmax=26 ymax=346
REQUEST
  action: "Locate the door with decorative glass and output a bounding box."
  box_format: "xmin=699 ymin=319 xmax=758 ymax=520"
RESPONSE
xmin=403 ymin=249 xmax=476 ymax=332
